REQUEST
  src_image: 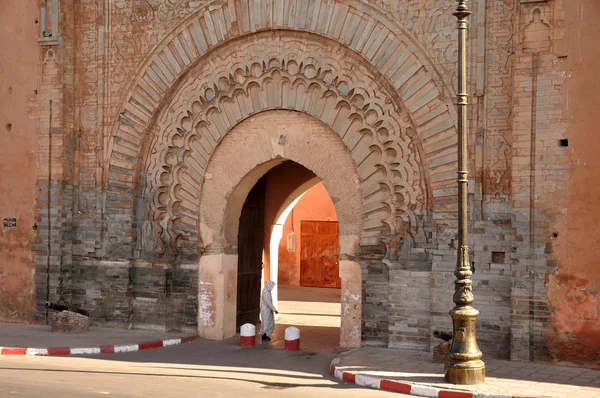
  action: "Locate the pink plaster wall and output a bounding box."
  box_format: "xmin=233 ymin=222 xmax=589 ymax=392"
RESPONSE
xmin=278 ymin=182 xmax=338 ymax=286
xmin=263 ymin=162 xmax=316 ymax=283
xmin=0 ymin=1 xmax=39 ymax=321
xmin=547 ymin=0 xmax=600 ymax=365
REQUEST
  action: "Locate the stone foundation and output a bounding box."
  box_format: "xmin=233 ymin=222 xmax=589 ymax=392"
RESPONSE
xmin=67 ymin=259 xmax=198 ymax=332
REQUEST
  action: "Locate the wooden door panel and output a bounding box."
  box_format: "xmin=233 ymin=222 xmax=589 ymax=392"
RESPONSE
xmin=299 ymin=237 xmax=313 ymax=286
xmin=322 ymin=242 xmax=339 ymax=287
xmin=300 ymin=221 xmax=340 ymax=288
xmin=236 ymin=177 xmax=266 ymax=330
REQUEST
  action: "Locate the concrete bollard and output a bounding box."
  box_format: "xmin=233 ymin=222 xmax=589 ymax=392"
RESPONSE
xmin=240 ymin=323 xmax=256 ymax=347
xmin=284 ymin=326 xmax=300 ymax=350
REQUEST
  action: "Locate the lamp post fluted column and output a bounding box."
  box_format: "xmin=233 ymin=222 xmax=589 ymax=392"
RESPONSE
xmin=444 ymin=0 xmax=485 ymax=385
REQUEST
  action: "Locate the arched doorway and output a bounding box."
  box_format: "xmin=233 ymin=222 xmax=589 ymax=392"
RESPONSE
xmin=266 ymin=173 xmax=321 ymax=313
xmin=197 ymin=111 xmax=364 ymax=346
xmin=235 ymin=161 xmax=344 ymax=349
xmin=288 ymin=184 xmax=340 ymax=289
xmin=110 ymin=26 xmax=446 ymax=350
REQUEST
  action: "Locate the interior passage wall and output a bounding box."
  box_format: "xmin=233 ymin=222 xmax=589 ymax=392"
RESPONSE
xmin=278 ymin=183 xmax=338 ymax=286
xmin=547 ymin=0 xmax=600 ymax=365
xmin=263 ymin=162 xmax=317 ymax=282
xmin=0 ymin=1 xmax=40 ymax=321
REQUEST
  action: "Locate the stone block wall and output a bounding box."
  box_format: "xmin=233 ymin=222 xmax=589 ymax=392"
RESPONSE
xmin=132 ymin=262 xmax=198 ymax=332
xmin=131 ymin=261 xmax=166 ymax=329
xmin=69 ymin=259 xmax=197 ymax=332
xmin=71 ymin=260 xmax=130 ymax=327
xmin=168 ymin=264 xmax=199 ymax=333
xmin=361 ymin=257 xmax=389 ymax=347
xmin=388 ymin=270 xmax=431 ymax=351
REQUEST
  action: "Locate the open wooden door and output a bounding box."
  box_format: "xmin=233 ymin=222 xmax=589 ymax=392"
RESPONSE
xmin=236 ymin=177 xmax=266 ymax=330
xmin=300 ymin=221 xmax=340 ymax=288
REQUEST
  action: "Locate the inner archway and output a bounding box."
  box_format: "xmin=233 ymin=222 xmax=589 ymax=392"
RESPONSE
xmin=237 ymin=160 xmax=343 ymax=350
xmin=271 ymin=178 xmax=343 ymax=352
xmin=262 ymin=162 xmax=321 ymax=312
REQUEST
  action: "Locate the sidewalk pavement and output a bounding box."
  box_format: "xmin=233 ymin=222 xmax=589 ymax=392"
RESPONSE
xmin=330 ymin=347 xmax=600 ymax=398
xmin=2 ymin=320 xmax=599 ymax=398
xmin=0 ymin=322 xmax=196 ymax=355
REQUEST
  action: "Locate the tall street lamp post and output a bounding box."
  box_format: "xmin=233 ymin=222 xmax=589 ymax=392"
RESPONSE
xmin=444 ymin=0 xmax=486 ymax=385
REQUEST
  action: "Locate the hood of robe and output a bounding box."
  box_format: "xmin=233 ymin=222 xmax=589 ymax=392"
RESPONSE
xmin=265 ymin=280 xmax=276 ymax=292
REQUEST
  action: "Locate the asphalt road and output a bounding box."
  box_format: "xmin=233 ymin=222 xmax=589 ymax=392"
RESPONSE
xmin=0 ymin=339 xmax=407 ymax=397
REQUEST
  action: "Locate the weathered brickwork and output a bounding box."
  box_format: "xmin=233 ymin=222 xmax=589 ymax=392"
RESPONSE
xmin=0 ymin=0 xmax=597 ymax=367
xmin=388 ymin=270 xmax=431 ymax=351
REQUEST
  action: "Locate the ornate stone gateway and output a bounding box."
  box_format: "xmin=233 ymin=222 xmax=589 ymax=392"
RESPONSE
xmin=29 ymin=0 xmax=585 ymax=365
xmin=113 ymin=23 xmax=454 ymax=344
xmin=48 ymin=0 xmax=463 ymax=349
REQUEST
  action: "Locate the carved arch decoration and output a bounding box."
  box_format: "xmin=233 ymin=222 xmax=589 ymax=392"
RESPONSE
xmin=142 ymin=32 xmax=428 ymax=253
xmin=106 ymin=0 xmax=461 ymax=255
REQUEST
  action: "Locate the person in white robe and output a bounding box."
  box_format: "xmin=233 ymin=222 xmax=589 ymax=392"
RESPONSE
xmin=260 ymin=280 xmax=278 ymax=341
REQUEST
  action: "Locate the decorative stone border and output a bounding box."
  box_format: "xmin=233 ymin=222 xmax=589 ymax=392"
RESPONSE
xmin=0 ymin=336 xmax=196 ymax=356
xmin=330 ymin=358 xmax=549 ymax=398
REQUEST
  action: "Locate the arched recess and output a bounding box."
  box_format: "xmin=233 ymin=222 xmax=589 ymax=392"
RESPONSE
xmin=267 ymin=175 xmax=330 ymax=313
xmin=263 ymin=168 xmax=322 ymax=313
xmin=273 ymin=177 xmax=322 ymax=229
xmin=268 ymin=186 xmax=309 ymax=310
xmin=198 ymin=111 xmax=363 ymax=345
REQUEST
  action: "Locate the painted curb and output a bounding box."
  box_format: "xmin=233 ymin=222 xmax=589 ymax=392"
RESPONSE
xmin=0 ymin=335 xmax=196 ymax=356
xmin=330 ymin=361 xmax=550 ymax=398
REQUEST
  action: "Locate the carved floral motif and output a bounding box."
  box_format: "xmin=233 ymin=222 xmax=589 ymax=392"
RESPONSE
xmin=134 ymin=1 xmax=154 ymax=22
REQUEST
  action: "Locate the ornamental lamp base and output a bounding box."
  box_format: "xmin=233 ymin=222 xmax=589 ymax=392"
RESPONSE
xmin=444 ymin=359 xmax=485 ymax=385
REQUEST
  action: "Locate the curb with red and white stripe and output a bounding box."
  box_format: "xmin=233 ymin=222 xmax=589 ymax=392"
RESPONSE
xmin=330 ymin=358 xmax=548 ymax=398
xmin=0 ymin=335 xmax=196 ymax=356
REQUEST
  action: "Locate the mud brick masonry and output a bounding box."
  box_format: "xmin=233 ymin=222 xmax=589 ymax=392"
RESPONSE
xmin=0 ymin=0 xmax=598 ymax=368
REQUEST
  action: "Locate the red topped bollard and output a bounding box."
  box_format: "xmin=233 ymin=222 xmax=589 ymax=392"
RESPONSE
xmin=284 ymin=326 xmax=300 ymax=350
xmin=240 ymin=323 xmax=256 ymax=347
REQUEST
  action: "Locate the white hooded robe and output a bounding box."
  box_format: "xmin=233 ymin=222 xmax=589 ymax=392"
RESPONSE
xmin=260 ymin=280 xmax=277 ymax=336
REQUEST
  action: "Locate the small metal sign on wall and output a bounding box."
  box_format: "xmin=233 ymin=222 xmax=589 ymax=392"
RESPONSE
xmin=3 ymin=218 xmax=16 ymax=229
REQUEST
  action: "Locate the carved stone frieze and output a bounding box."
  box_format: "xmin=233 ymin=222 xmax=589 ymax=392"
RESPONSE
xmin=105 ymin=0 xmax=459 ymax=154
xmin=360 ymin=0 xmax=458 ymax=73
xmin=107 ymin=0 xmax=206 ymax=129
xmin=142 ymin=33 xmax=428 ymax=253
xmin=75 ymin=0 xmax=102 ymax=221
xmin=382 ymin=0 xmax=458 ymax=93
xmin=104 ymin=0 xmax=460 ymax=258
